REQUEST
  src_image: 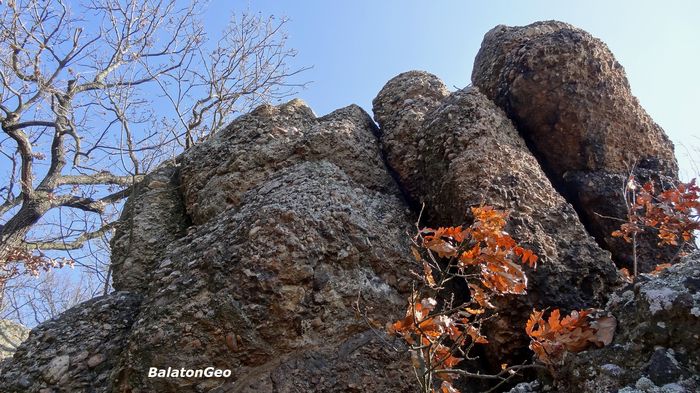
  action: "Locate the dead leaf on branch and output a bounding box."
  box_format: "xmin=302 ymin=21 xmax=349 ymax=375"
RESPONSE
xmin=390 ymin=205 xmax=539 ymax=391
xmin=526 ymin=308 xmax=617 ymax=365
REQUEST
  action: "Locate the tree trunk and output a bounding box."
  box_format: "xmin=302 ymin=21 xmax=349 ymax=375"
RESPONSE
xmin=0 ymin=199 xmax=47 ymax=261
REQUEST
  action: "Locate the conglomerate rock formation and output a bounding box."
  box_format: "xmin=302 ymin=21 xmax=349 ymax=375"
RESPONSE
xmin=373 ymin=72 xmax=619 ymax=365
xmin=553 ymin=253 xmax=700 ymax=393
xmin=471 ymin=21 xmax=679 ymax=273
xmin=1 ymin=20 xmax=696 ymax=393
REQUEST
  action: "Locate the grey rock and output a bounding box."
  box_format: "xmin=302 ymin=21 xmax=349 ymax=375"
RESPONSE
xmin=109 ymin=103 xmax=416 ymax=392
xmin=0 ymin=292 xmax=142 ymax=393
xmin=87 ymin=353 xmax=106 ymax=369
xmin=505 ymin=380 xmax=542 ymax=393
xmin=646 ymin=349 xmax=684 ymax=386
xmin=556 ymin=255 xmax=700 ymax=392
xmin=43 ymin=355 xmax=70 ymax=384
xmin=180 ymin=100 xmax=398 ymax=226
xmin=0 ymin=21 xmax=694 ymax=393
xmin=372 ymin=70 xmax=450 ymax=203
xmin=110 ymin=160 xmax=190 ymax=292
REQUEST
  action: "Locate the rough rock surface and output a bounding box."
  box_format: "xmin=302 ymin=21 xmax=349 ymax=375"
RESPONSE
xmin=0 ymin=319 xmax=29 ymax=360
xmin=555 ymin=254 xmax=700 ymax=392
xmin=111 ymin=101 xmax=416 ymax=392
xmin=0 ymin=21 xmax=692 ymax=393
xmin=1 ymin=100 xmax=416 ymax=393
xmin=374 ymin=71 xmax=620 ymax=363
xmin=180 ymin=100 xmax=399 ymax=225
xmin=0 ymin=292 xmax=142 ymax=392
xmin=472 ymin=21 xmax=679 ymax=272
xmin=113 ymin=161 xmax=415 ymax=392
xmin=110 ymin=161 xmax=190 ymax=292
xmin=372 ymin=71 xmax=450 ymax=204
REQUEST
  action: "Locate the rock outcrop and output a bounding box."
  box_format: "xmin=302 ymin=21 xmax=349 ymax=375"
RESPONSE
xmin=2 ymin=100 xmax=417 ymax=392
xmin=372 ymin=71 xmax=450 ymax=204
xmin=0 ymin=292 xmax=142 ymax=392
xmin=180 ymin=101 xmax=399 ymax=226
xmin=110 ymin=161 xmax=190 ymax=292
xmin=374 ymin=71 xmax=619 ymax=365
xmin=472 ymin=21 xmax=679 ymax=273
xmin=554 ymin=254 xmax=700 ymax=392
xmin=0 ymin=20 xmax=693 ymax=393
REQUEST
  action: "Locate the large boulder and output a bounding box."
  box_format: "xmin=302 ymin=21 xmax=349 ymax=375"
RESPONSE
xmin=472 ymin=21 xmax=679 ymax=272
xmin=372 ymin=71 xmax=450 ymax=204
xmin=373 ymin=71 xmax=620 ymax=364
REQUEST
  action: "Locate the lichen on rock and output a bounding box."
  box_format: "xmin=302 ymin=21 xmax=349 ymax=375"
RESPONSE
xmin=555 ymin=254 xmax=700 ymax=392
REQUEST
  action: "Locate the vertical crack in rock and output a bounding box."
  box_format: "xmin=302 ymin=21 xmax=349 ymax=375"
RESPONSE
xmin=372 ymin=71 xmax=451 ymax=208
xmin=472 ymin=20 xmax=679 ymax=273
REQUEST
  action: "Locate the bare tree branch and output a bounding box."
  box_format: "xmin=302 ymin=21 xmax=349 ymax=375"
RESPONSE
xmin=25 ymin=221 xmax=117 ymax=251
xmin=0 ymin=0 xmax=307 ymax=326
xmin=55 ymin=173 xmax=143 ymax=186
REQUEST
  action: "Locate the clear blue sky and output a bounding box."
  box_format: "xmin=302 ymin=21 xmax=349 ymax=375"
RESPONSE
xmin=208 ymin=0 xmax=700 ymax=178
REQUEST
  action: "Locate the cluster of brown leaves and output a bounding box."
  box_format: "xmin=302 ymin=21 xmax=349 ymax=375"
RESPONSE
xmin=1 ymin=247 xmax=73 ymax=289
xmin=421 ymin=206 xmax=537 ymax=295
xmin=389 ymin=206 xmax=538 ymax=393
xmin=387 ymin=295 xmax=485 ymax=379
xmin=526 ymin=309 xmax=616 ymax=365
xmin=613 ymin=178 xmax=700 ymax=247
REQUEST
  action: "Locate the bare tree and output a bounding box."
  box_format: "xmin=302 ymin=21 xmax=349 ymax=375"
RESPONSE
xmin=1 ymin=268 xmax=99 ymax=326
xmin=0 ymin=0 xmax=307 ymax=313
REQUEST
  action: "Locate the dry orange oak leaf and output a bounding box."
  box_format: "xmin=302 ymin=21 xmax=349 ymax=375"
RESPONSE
xmin=526 ymin=308 xmax=616 ymax=364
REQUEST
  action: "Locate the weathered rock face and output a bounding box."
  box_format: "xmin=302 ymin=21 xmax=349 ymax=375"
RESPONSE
xmin=1 ymin=99 xmax=417 ymax=393
xmin=374 ymin=71 xmax=619 ymax=364
xmin=180 ymin=101 xmax=399 ymax=226
xmin=110 ymin=161 xmax=190 ymax=292
xmin=0 ymin=21 xmax=690 ymax=393
xmin=113 ymin=161 xmax=415 ymax=392
xmin=555 ymin=254 xmax=700 ymax=392
xmin=372 ymin=71 xmax=450 ymax=204
xmin=0 ymin=292 xmax=142 ymax=392
xmin=472 ymin=21 xmax=679 ymax=272
xmin=0 ymin=319 xmax=29 ymax=360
